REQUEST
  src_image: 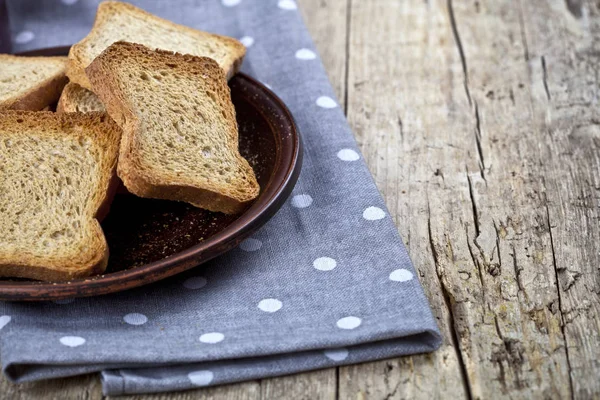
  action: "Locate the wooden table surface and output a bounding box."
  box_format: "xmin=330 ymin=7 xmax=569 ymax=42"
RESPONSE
xmin=2 ymin=0 xmax=599 ymax=399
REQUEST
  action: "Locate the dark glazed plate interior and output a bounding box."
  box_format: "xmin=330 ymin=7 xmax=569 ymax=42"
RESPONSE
xmin=0 ymin=46 xmax=302 ymax=301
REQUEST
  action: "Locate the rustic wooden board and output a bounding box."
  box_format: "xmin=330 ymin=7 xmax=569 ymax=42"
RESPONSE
xmin=1 ymin=0 xmax=598 ymax=398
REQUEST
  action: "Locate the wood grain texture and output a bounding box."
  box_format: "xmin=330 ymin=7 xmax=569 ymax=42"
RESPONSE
xmin=2 ymin=0 xmax=599 ymax=398
xmin=340 ymin=0 xmax=599 ymax=399
xmin=339 ymin=0 xmax=469 ymax=399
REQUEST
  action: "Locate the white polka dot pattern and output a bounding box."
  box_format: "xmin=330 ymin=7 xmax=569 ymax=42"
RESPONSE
xmin=336 ymin=316 xmax=361 ymax=330
xmin=295 ymin=48 xmax=316 ymax=60
xmin=183 ymin=276 xmax=207 ymax=290
xmin=221 ymin=0 xmax=241 ymax=6
xmin=199 ymin=332 xmax=225 ymax=344
xmin=313 ymin=257 xmax=337 ymax=271
xmin=291 ymin=194 xmax=313 ymax=208
xmin=316 ymin=96 xmax=337 ymax=108
xmin=389 ymin=269 xmax=413 ymax=282
xmin=324 ymin=348 xmax=349 ymax=361
xmin=363 ymin=206 xmax=386 ymax=220
xmin=258 ymin=298 xmax=282 ymax=313
xmin=337 ymin=149 xmax=360 ymax=161
xmin=239 ymin=36 xmax=254 ymax=47
xmin=15 ymin=31 xmax=35 ymax=44
xmin=60 ymin=336 xmax=85 ymax=347
xmin=188 ymin=370 xmax=214 ymax=386
xmin=0 ymin=315 xmax=11 ymax=330
xmin=278 ymin=0 xmax=298 ymax=10
xmin=123 ymin=313 xmax=148 ymax=325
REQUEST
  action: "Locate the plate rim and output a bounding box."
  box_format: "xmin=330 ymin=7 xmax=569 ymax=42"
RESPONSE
xmin=0 ymin=46 xmax=303 ymax=301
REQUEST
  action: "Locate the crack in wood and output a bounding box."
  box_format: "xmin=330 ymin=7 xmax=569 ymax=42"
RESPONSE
xmin=335 ymin=367 xmax=340 ymax=400
xmin=545 ymin=203 xmax=575 ymax=400
xmin=397 ymin=114 xmax=404 ymax=142
xmin=493 ymin=220 xmax=502 ymax=271
xmin=492 ymin=316 xmax=508 ymax=392
xmin=473 ymin=101 xmax=487 ymax=182
xmin=510 ymin=244 xmax=526 ymax=296
xmin=473 ymin=230 xmax=500 ymax=277
xmin=466 ymin=169 xmax=481 ymax=238
xmin=447 ymin=0 xmax=472 ymax=106
xmin=427 ymin=198 xmax=474 ymax=400
xmin=465 ymin=225 xmax=486 ymax=310
xmin=490 ymin=331 xmax=526 ymax=391
xmin=491 ymin=316 xmax=528 ymax=392
xmin=383 ymin=377 xmax=401 ymax=400
xmin=541 ymin=56 xmax=552 ymax=101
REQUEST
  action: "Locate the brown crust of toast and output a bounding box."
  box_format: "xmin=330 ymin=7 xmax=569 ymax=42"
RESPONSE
xmin=0 ymin=111 xmax=122 ymax=282
xmin=67 ymin=1 xmax=246 ymax=89
xmin=86 ymin=42 xmax=259 ymax=214
xmin=0 ymin=55 xmax=68 ymax=111
xmin=118 ymin=166 xmax=251 ymax=214
xmin=55 ymin=83 xmax=71 ymax=113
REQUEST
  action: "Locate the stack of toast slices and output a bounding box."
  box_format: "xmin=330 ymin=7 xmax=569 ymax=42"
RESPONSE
xmin=0 ymin=1 xmax=260 ymax=282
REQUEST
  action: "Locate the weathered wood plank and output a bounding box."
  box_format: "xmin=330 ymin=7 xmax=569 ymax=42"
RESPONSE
xmin=518 ymin=1 xmax=600 ymax=398
xmin=340 ymin=0 xmax=600 ymax=399
xmin=0 ymin=374 xmax=102 ymax=400
xmin=438 ymin=1 xmax=573 ymax=397
xmin=106 ymin=382 xmax=260 ymax=400
xmin=339 ymin=0 xmax=469 ymax=399
xmin=260 ymin=370 xmax=337 ymax=400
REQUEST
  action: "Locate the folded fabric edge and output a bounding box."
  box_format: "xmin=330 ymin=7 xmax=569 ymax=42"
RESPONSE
xmin=101 ymin=331 xmax=442 ymax=396
xmin=2 ymin=330 xmax=441 ymax=389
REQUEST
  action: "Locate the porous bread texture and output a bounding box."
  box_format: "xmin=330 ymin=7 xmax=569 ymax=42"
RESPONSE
xmin=57 ymin=82 xmax=105 ymax=113
xmin=86 ymin=41 xmax=260 ymax=214
xmin=0 ymin=55 xmax=68 ymax=110
xmin=68 ymin=1 xmax=246 ymax=89
xmin=0 ymin=111 xmax=122 ymax=282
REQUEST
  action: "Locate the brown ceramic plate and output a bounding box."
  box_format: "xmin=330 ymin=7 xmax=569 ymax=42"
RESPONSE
xmin=0 ymin=46 xmax=302 ymax=301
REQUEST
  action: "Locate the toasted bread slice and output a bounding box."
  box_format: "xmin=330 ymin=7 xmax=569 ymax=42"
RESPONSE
xmin=0 ymin=111 xmax=121 ymax=282
xmin=57 ymin=82 xmax=105 ymax=113
xmin=68 ymin=1 xmax=246 ymax=90
xmin=0 ymin=55 xmax=68 ymax=111
xmin=86 ymin=42 xmax=259 ymax=214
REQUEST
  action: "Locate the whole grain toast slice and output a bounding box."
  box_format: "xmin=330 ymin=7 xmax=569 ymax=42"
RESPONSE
xmin=0 ymin=111 xmax=121 ymax=282
xmin=68 ymin=1 xmax=246 ymax=90
xmin=57 ymin=82 xmax=105 ymax=113
xmin=0 ymin=55 xmax=68 ymax=111
xmin=86 ymin=42 xmax=259 ymax=214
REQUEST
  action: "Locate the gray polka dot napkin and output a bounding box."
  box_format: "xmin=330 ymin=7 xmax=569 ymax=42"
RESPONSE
xmin=0 ymin=0 xmax=441 ymax=395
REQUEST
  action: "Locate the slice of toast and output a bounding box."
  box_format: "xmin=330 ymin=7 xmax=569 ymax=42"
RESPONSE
xmin=0 ymin=111 xmax=121 ymax=282
xmin=86 ymin=42 xmax=259 ymax=214
xmin=68 ymin=1 xmax=246 ymax=90
xmin=57 ymin=82 xmax=105 ymax=113
xmin=0 ymin=55 xmax=68 ymax=111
